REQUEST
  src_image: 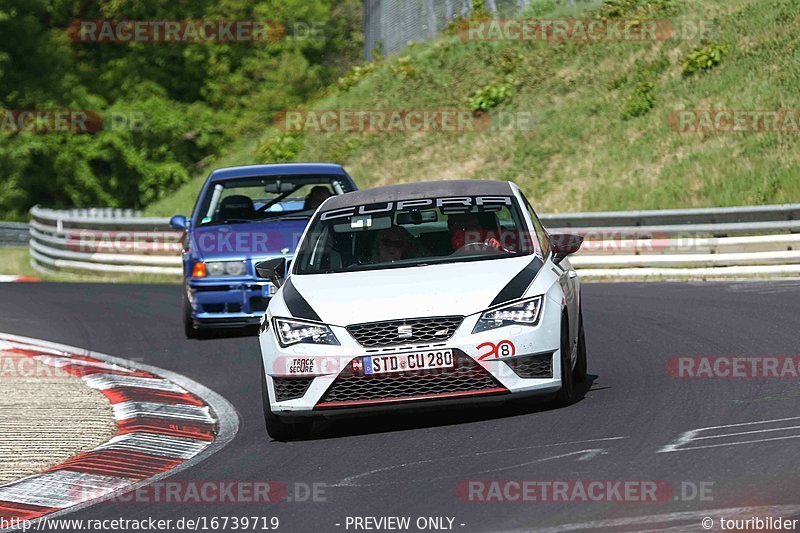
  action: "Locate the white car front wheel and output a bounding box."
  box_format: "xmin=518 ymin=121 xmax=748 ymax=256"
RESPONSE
xmin=553 ymin=313 xmax=576 ymax=407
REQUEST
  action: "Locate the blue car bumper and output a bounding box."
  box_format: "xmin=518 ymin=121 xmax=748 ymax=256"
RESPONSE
xmin=186 ymin=278 xmax=276 ymax=329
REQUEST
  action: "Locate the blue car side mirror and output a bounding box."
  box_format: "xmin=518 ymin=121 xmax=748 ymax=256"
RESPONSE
xmin=169 ymin=215 xmax=189 ymax=230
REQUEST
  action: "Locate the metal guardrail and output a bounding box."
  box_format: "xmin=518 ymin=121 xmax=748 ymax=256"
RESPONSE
xmin=28 ymin=205 xmax=182 ymax=276
xmin=31 ymin=206 xmax=168 ymax=231
xmin=0 ymin=222 xmax=31 ymax=246
xmin=540 ymin=203 xmax=800 ymax=228
xmin=23 ymin=203 xmax=800 ymax=279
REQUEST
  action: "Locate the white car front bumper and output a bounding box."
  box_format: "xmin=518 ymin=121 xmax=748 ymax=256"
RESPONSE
xmin=259 ymin=294 xmax=566 ymax=417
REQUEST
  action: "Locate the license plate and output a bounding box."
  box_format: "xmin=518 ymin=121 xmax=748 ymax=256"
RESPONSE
xmin=363 ymin=350 xmax=453 ymax=375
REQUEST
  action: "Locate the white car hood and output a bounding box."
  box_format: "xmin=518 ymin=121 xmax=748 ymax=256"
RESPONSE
xmin=288 ymin=255 xmax=539 ymax=325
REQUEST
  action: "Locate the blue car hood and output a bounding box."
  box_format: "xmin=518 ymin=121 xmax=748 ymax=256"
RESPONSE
xmin=190 ymin=219 xmax=309 ymax=261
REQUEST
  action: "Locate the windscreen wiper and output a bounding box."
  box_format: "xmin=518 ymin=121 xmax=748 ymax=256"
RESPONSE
xmin=257 ymin=213 xmax=313 ymax=221
xmin=200 ymin=219 xmax=252 ymax=226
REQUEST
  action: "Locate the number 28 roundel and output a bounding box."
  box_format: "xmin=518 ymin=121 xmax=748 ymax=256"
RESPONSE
xmin=476 ymin=340 xmax=516 ymax=360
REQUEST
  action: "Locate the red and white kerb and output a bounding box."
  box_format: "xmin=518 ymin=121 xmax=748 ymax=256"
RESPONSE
xmin=0 ymin=337 xmax=218 ymax=522
xmin=0 ymin=276 xmax=39 ymax=283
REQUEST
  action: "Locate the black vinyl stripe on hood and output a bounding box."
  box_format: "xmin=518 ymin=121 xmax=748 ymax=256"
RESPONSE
xmin=282 ymin=277 xmax=321 ymax=321
xmin=490 ymin=256 xmax=545 ymax=307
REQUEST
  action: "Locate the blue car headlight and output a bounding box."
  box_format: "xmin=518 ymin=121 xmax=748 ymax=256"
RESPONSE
xmin=206 ymin=261 xmax=247 ymax=277
xmin=472 ymin=296 xmax=544 ymax=333
xmin=273 ymin=317 xmax=340 ymax=347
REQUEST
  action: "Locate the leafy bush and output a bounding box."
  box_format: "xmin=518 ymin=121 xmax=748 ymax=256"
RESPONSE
xmin=469 ymin=0 xmax=492 ymax=20
xmin=443 ymin=17 xmax=469 ymax=38
xmin=390 ymin=56 xmax=420 ymax=80
xmin=495 ymin=49 xmax=524 ymax=75
xmin=467 ymin=79 xmax=515 ymax=112
xmin=683 ymin=43 xmax=727 ymax=76
xmin=621 ymin=81 xmax=656 ymax=119
xmin=257 ymin=133 xmax=304 ymax=163
xmin=337 ymin=61 xmax=382 ymax=91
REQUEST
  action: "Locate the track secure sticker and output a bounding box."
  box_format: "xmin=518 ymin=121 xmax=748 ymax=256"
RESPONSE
xmin=477 ymin=340 xmax=516 ymax=360
xmin=287 ymin=358 xmax=315 ymax=374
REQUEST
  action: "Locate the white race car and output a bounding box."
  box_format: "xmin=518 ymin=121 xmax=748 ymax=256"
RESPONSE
xmin=257 ymin=180 xmax=586 ymax=440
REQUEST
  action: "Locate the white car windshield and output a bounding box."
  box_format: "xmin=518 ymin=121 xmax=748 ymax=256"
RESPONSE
xmin=294 ymin=195 xmax=541 ymax=274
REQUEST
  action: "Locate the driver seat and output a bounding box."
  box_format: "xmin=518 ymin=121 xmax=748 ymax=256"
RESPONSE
xmin=217 ymin=195 xmax=256 ymax=221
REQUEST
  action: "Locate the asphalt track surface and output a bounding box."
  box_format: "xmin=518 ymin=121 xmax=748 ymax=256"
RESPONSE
xmin=2 ymin=281 xmax=800 ymax=532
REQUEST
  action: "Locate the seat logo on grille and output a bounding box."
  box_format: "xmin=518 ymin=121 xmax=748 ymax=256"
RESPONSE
xmin=397 ymin=325 xmax=413 ymax=339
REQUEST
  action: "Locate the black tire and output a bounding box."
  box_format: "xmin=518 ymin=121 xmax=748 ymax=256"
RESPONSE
xmin=261 ymin=366 xmax=313 ymax=441
xmin=183 ymin=293 xmax=199 ymax=339
xmin=553 ymin=312 xmax=576 ymax=407
xmin=573 ymin=309 xmax=588 ymax=383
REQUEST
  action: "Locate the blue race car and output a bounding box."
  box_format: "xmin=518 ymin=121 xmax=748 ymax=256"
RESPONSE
xmin=170 ymin=163 xmax=358 ymax=338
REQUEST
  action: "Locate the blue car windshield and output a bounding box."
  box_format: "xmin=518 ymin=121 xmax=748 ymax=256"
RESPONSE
xmin=195 ymin=175 xmax=353 ymax=226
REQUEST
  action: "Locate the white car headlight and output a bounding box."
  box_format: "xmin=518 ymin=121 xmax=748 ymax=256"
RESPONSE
xmin=472 ymin=296 xmax=544 ymax=333
xmin=206 ymin=261 xmax=246 ymax=277
xmin=274 ymin=317 xmax=340 ymax=347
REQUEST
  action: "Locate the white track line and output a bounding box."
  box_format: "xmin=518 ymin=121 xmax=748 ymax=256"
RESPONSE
xmin=659 ymin=416 xmax=800 ymax=453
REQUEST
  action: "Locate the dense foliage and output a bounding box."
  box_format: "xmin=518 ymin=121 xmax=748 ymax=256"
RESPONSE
xmin=0 ymin=0 xmax=362 ymax=219
xmin=222 ymin=0 xmax=797 ymax=215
